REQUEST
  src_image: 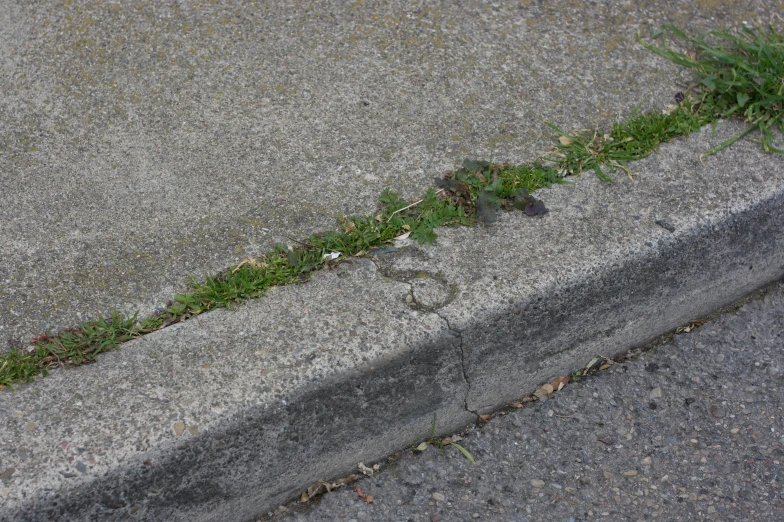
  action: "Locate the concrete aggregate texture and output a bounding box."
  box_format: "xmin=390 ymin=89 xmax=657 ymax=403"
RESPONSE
xmin=1 ymin=0 xmax=782 ymax=349
xmin=280 ymin=278 xmax=784 ymax=522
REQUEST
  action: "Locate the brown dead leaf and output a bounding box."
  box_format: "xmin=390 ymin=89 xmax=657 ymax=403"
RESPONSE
xmin=686 ymin=51 xmax=697 ymax=60
xmin=300 ymin=491 xmax=310 ymax=503
xmin=355 ymin=486 xmax=373 ymax=504
xmin=550 ymin=376 xmax=570 ymax=391
xmin=599 ymin=364 xmax=611 ymax=370
xmin=479 ymin=414 xmax=493 ymax=421
xmin=232 ymin=257 xmax=261 ymax=274
xmin=307 ymin=481 xmax=327 ymax=499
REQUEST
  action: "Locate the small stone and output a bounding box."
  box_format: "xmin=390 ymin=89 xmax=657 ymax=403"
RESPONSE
xmin=649 ymin=387 xmax=662 ymax=399
xmin=551 ymin=483 xmax=562 ymax=490
xmin=0 ymin=469 xmax=14 ymax=481
xmin=623 ymin=470 xmax=638 ymax=477
xmin=730 ymin=428 xmax=740 ymax=434
xmin=431 ymin=492 xmax=445 ymax=502
xmin=472 ymin=514 xmax=480 ymax=519
xmin=173 ymin=422 xmax=186 ymax=436
xmin=187 ymin=425 xmax=199 ymax=435
xmin=709 ymin=406 xmax=726 ymax=419
xmin=24 ymin=423 xmax=37 ymax=432
xmin=641 ymin=457 xmax=652 ymax=466
xmin=530 ymin=479 xmax=545 ymax=488
xmin=0 ymin=488 xmax=9 ymax=496
xmin=430 ymin=515 xmax=442 ymax=522
xmin=603 ymin=472 xmax=613 ymax=479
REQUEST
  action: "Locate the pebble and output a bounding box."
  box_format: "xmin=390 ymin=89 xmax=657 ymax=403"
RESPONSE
xmin=431 ymin=493 xmax=445 ymax=502
xmin=623 ymin=470 xmax=638 ymax=477
xmin=530 ymin=479 xmax=545 ymax=488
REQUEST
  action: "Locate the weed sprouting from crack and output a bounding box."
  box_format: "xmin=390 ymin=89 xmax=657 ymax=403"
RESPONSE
xmin=2 ymin=23 xmax=782 ymax=388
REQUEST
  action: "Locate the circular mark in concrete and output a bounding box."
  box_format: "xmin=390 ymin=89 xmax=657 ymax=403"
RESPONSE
xmin=409 ymin=273 xmax=456 ymax=311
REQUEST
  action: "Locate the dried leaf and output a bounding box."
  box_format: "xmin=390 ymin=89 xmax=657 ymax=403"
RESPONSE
xmin=479 ymin=414 xmax=493 ymax=421
xmin=300 ymin=491 xmax=309 ymax=503
xmin=558 ymin=136 xmax=574 ymax=145
xmin=394 ymin=231 xmax=411 ymax=241
xmin=307 ymin=481 xmax=328 ymax=498
xmin=415 ymin=441 xmax=429 ymax=452
xmin=358 ymin=462 xmax=374 ymax=476
xmin=550 ymin=375 xmax=570 ymax=391
xmin=355 ymin=486 xmax=374 ymax=504
xmin=599 ymin=364 xmax=611 ymax=370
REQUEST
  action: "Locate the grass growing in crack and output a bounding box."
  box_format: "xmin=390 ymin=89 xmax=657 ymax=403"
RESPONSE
xmin=2 ymin=23 xmax=782 ymax=389
xmin=545 ymin=98 xmax=715 ymax=181
xmin=641 ymin=23 xmax=784 ymax=154
xmin=413 ymin=414 xmax=475 ymax=464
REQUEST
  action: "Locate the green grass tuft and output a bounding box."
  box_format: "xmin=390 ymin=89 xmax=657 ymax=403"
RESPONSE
xmin=641 ymin=23 xmax=784 ymax=154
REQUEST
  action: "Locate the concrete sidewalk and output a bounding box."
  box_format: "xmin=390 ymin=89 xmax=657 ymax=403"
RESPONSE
xmin=3 ymin=0 xmax=778 ymax=349
xmin=2 ymin=1 xmax=784 ymax=521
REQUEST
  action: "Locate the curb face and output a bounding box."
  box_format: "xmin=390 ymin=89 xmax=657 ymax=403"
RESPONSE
xmin=2 ymin=121 xmax=784 ymax=521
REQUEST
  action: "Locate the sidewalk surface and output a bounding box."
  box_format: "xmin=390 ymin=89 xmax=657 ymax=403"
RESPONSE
xmin=2 ymin=1 xmax=784 ymax=521
xmin=1 ymin=0 xmax=778 ymax=349
xmin=279 ymin=278 xmax=784 ymax=522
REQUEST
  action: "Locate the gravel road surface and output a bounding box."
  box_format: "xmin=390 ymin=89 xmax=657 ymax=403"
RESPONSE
xmin=269 ymin=279 xmax=784 ymax=521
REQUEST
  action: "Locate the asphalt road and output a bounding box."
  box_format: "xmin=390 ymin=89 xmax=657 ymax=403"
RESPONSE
xmin=269 ymin=279 xmax=784 ymax=522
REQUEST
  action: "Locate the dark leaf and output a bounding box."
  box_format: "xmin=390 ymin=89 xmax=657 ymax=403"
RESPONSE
xmin=436 ymin=178 xmax=471 ymax=198
xmin=462 ymin=159 xmax=491 ymax=173
xmin=477 ymin=192 xmax=500 ymax=223
xmin=525 ymin=200 xmax=548 ymax=216
xmin=513 ymin=187 xmax=537 ymax=210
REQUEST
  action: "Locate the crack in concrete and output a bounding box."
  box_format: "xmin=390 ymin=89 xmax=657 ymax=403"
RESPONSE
xmin=432 ymin=310 xmax=477 ymax=416
xmin=366 ymin=256 xmax=477 ymax=415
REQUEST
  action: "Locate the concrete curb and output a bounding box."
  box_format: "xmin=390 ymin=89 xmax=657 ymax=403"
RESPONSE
xmin=2 ymin=121 xmax=783 ymax=521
